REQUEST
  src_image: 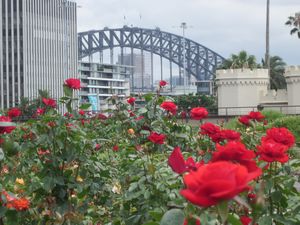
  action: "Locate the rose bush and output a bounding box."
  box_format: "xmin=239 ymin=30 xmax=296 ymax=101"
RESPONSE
xmin=0 ymin=79 xmax=299 ymax=224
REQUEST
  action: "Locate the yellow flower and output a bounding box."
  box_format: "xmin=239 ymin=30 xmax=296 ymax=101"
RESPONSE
xmin=15 ymin=178 xmax=25 ymax=185
xmin=76 ymin=176 xmax=83 ymax=183
xmin=112 ymin=182 xmax=121 ymax=194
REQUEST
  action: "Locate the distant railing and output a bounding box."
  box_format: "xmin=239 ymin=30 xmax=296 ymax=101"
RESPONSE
xmin=216 ymin=105 xmax=300 ymax=117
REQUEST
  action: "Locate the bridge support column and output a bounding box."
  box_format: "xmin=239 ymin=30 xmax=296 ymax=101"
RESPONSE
xmin=151 ymin=52 xmax=154 ymax=91
xmin=160 ymin=56 xmax=163 ymax=81
xmin=141 ymin=49 xmax=144 ymax=92
xmin=131 ymin=48 xmax=134 ymax=92
xmin=99 ymin=50 xmax=103 ymax=63
xmin=110 ymin=48 xmax=114 ymax=64
xmin=169 ymin=61 xmax=173 ymax=92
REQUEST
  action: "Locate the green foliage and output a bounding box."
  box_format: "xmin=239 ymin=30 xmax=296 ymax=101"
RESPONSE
xmin=160 ymin=209 xmax=185 ymax=225
xmin=285 ymin=12 xmax=300 ymax=39
xmin=173 ymin=94 xmax=217 ymax=113
xmin=261 ymin=56 xmax=287 ymax=90
xmin=262 ymin=110 xmax=284 ymax=122
xmin=1 ymin=83 xmax=300 ymax=224
xmin=219 ymin=50 xmax=258 ymax=70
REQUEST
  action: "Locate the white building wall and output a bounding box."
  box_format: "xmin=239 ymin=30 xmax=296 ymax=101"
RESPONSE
xmin=285 ymin=66 xmax=300 ymax=106
xmin=216 ymin=69 xmax=269 ymax=115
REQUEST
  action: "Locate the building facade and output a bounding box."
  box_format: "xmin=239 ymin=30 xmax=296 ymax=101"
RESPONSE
xmin=79 ymin=62 xmax=131 ymax=111
xmin=0 ymin=0 xmax=77 ymax=109
xmin=118 ymin=53 xmax=152 ymax=93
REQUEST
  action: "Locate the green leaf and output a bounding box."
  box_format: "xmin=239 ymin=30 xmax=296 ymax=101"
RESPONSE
xmin=143 ymin=222 xmax=160 ymax=225
xmin=227 ymin=214 xmax=243 ymax=225
xmin=0 ymin=148 xmax=4 ymax=161
xmin=79 ymin=103 xmax=92 ymax=110
xmin=257 ymin=215 xmax=272 ymax=225
xmin=149 ymin=210 xmax=163 ymax=221
xmin=60 ymin=96 xmax=70 ymax=101
xmin=63 ymin=85 xmax=73 ymax=97
xmin=217 ymin=201 xmax=229 ymax=224
xmin=43 ymin=176 xmax=55 ymax=192
xmin=138 ymin=107 xmax=148 ymax=114
xmin=160 ymin=209 xmax=185 ymax=225
xmin=144 ymin=93 xmax=154 ymax=102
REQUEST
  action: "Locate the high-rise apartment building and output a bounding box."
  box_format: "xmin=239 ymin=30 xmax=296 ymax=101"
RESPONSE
xmin=79 ymin=62 xmax=131 ymax=111
xmin=0 ymin=0 xmax=77 ymax=109
xmin=119 ymin=53 xmax=152 ymax=92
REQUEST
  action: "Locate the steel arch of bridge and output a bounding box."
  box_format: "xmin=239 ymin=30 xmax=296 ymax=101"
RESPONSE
xmin=78 ymin=27 xmax=225 ymax=81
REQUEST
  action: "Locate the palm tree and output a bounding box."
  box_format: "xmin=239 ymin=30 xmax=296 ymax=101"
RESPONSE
xmin=285 ymin=12 xmax=300 ymax=38
xmin=262 ymin=56 xmax=287 ymax=90
xmin=220 ymin=51 xmax=258 ymax=70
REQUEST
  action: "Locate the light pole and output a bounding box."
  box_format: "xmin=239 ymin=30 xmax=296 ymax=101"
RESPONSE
xmin=180 ymin=22 xmax=187 ymax=95
xmin=265 ymin=0 xmax=271 ymax=89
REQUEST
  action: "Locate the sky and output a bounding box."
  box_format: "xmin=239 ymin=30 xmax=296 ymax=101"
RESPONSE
xmin=76 ymin=0 xmax=300 ymax=66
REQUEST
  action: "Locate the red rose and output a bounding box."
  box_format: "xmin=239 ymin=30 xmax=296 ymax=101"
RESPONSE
xmin=37 ymin=149 xmax=50 ymax=156
xmin=183 ymin=217 xmax=201 ymax=225
xmin=148 ymin=132 xmax=166 ymax=144
xmin=42 ymin=98 xmax=56 ymax=108
xmin=97 ymin=113 xmax=108 ymax=120
xmin=262 ymin=127 xmax=295 ymax=148
xmin=168 ymin=147 xmax=201 ymax=174
xmin=95 ymin=144 xmax=101 ymax=151
xmin=65 ymin=78 xmax=81 ymax=89
xmin=64 ymin=112 xmax=73 ymax=118
xmin=240 ymin=216 xmax=252 ymax=225
xmin=212 ymin=142 xmax=261 ymax=173
xmin=180 ymin=161 xmax=261 ymax=207
xmin=113 ymin=145 xmax=119 ymax=151
xmin=47 ymin=121 xmax=56 ymax=127
xmin=127 ymin=97 xmax=136 ymax=105
xmin=181 ymin=111 xmax=187 ymax=119
xmin=221 ymin=129 xmax=241 ymax=142
xmin=238 ymin=115 xmax=251 ymax=126
xmin=159 ymin=80 xmax=167 ymax=87
xmin=8 ymin=108 xmax=22 ymax=118
xmin=36 ymin=108 xmax=45 ymax=116
xmin=11 ymin=198 xmax=30 ymax=211
xmin=257 ymin=140 xmax=289 ymax=163
xmin=190 ymin=107 xmax=208 ymax=120
xmin=0 ymin=116 xmax=16 ymax=134
xmin=128 ymin=110 xmax=135 ymax=117
xmin=160 ymin=101 xmax=177 ymax=115
xmin=135 ymin=116 xmax=144 ymax=121
xmin=200 ymin=122 xmax=220 ymax=136
xmin=79 ymin=110 xmax=85 ymax=116
xmin=200 ymin=123 xmax=224 ymax=143
xmin=248 ymin=111 xmax=265 ymax=122
xmin=247 ymin=193 xmax=257 ymax=200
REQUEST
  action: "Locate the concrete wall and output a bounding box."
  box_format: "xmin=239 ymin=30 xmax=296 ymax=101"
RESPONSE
xmin=216 ymin=69 xmax=269 ymax=115
xmin=285 ymin=66 xmax=300 ymax=106
xmin=260 ymin=89 xmax=288 ymax=105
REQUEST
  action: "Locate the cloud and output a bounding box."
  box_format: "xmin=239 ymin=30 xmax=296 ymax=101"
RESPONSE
xmin=76 ymin=0 xmax=300 ymax=65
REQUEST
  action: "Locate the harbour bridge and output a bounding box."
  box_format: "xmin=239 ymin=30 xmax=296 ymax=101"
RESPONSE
xmin=78 ymin=26 xmax=225 ymax=94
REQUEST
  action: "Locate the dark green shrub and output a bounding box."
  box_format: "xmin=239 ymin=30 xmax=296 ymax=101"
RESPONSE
xmin=262 ymin=110 xmax=284 ymax=122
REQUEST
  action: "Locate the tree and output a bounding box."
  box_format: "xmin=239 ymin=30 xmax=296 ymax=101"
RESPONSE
xmin=262 ymin=56 xmax=287 ymax=90
xmin=219 ymin=51 xmax=258 ymax=70
xmin=285 ymin=12 xmax=300 ymax=38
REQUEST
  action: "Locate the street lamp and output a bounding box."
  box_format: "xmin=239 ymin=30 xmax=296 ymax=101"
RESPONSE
xmin=265 ymin=0 xmax=271 ymax=89
xmin=180 ymin=22 xmax=187 ymax=95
